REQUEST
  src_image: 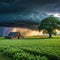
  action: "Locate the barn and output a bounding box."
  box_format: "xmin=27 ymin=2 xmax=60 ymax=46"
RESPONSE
xmin=5 ymin=32 xmax=23 ymax=39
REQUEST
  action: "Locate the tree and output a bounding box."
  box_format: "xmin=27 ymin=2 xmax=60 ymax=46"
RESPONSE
xmin=38 ymin=16 xmax=60 ymax=38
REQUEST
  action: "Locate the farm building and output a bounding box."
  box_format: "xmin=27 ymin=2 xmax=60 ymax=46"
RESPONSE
xmin=5 ymin=32 xmax=23 ymax=39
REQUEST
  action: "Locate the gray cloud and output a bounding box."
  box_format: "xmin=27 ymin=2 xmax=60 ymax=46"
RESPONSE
xmin=0 ymin=0 xmax=60 ymax=36
xmin=0 ymin=0 xmax=60 ymax=13
xmin=0 ymin=1 xmax=60 ymax=23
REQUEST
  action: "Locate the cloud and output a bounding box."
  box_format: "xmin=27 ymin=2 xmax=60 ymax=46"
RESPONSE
xmin=0 ymin=0 xmax=60 ymax=36
xmin=0 ymin=0 xmax=60 ymax=13
xmin=0 ymin=11 xmax=48 ymax=23
xmin=0 ymin=1 xmax=60 ymax=24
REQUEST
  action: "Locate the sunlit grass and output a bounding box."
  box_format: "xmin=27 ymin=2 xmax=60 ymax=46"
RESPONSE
xmin=0 ymin=36 xmax=60 ymax=60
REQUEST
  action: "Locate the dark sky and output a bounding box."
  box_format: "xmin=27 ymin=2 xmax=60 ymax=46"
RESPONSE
xmin=0 ymin=0 xmax=60 ymax=36
xmin=0 ymin=0 xmax=60 ymax=23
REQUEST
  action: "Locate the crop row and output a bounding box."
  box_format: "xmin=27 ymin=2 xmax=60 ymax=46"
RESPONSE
xmin=0 ymin=46 xmax=48 ymax=60
xmin=0 ymin=45 xmax=60 ymax=60
xmin=21 ymin=46 xmax=60 ymax=60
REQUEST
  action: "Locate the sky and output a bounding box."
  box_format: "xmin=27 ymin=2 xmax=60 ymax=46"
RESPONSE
xmin=0 ymin=0 xmax=60 ymax=36
xmin=0 ymin=0 xmax=60 ymax=23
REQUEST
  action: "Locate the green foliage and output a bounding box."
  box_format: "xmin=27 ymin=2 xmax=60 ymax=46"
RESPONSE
xmin=38 ymin=16 xmax=60 ymax=38
xmin=0 ymin=37 xmax=60 ymax=60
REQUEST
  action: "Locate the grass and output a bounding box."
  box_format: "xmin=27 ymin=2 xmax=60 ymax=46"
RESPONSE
xmin=0 ymin=36 xmax=60 ymax=60
xmin=0 ymin=52 xmax=11 ymax=60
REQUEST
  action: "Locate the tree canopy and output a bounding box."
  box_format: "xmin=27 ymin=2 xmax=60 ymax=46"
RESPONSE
xmin=38 ymin=16 xmax=60 ymax=38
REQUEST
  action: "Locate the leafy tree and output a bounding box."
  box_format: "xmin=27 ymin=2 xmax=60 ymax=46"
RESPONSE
xmin=38 ymin=17 xmax=60 ymax=38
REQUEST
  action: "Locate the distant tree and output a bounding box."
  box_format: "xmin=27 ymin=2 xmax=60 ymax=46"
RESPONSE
xmin=38 ymin=17 xmax=60 ymax=38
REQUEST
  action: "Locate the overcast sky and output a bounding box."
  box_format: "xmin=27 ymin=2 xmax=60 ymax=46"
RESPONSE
xmin=0 ymin=0 xmax=60 ymax=23
xmin=0 ymin=0 xmax=60 ymax=36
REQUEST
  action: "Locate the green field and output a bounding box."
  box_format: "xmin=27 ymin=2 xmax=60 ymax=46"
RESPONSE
xmin=0 ymin=37 xmax=60 ymax=60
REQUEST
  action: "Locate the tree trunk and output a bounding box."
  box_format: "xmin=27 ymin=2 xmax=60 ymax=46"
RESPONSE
xmin=49 ymin=34 xmax=52 ymax=38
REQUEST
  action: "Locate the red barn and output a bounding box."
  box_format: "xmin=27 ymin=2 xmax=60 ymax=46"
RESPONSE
xmin=5 ymin=32 xmax=23 ymax=39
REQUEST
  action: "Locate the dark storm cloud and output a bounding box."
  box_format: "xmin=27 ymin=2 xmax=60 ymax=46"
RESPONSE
xmin=0 ymin=0 xmax=60 ymax=13
xmin=0 ymin=0 xmax=60 ymax=36
xmin=0 ymin=0 xmax=60 ymax=23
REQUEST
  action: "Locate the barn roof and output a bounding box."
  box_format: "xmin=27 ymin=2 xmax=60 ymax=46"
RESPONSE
xmin=8 ymin=32 xmax=20 ymax=36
